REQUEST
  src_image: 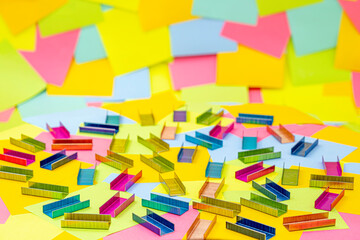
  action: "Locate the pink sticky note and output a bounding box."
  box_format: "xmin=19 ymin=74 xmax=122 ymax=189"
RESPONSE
xmin=352 ymin=72 xmax=360 ymax=107
xmin=301 ymin=212 xmax=360 ymax=240
xmin=249 ymin=88 xmax=263 ymax=103
xmin=87 ymin=102 xmax=103 ymax=108
xmin=20 ymin=28 xmax=80 ymax=86
xmin=169 ymin=55 xmax=216 ymax=90
xmin=35 ymin=132 xmax=111 ymax=164
xmin=0 ymin=196 xmax=10 ymax=224
xmin=104 ymin=208 xmax=199 ymax=240
xmin=0 ymin=107 xmax=15 ymax=122
xmin=338 ymin=0 xmax=360 ymax=33
xmin=221 ymin=13 xmax=290 ymax=58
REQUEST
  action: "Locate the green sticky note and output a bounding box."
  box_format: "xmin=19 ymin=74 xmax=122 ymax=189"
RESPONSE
xmin=288 ymin=41 xmax=351 ymax=85
xmin=256 ymin=0 xmax=324 ymax=16
xmin=180 ymin=84 xmax=249 ymax=103
xmin=39 ymin=0 xmax=104 ymax=37
xmin=0 ymin=40 xmax=46 ymax=111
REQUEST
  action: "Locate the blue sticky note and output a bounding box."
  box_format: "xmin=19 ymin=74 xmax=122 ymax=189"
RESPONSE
xmin=170 ymin=19 xmax=238 ymax=57
xmin=257 ymin=134 xmax=356 ymax=169
xmin=86 ymin=68 xmax=151 ymax=102
xmin=343 ymin=163 xmax=360 ymax=175
xmin=22 ymin=107 xmax=135 ymax=134
xmin=18 ymin=91 xmax=87 ymax=119
xmin=192 ymin=0 xmax=258 ymax=25
xmin=74 ymin=25 xmax=107 ymax=63
xmin=287 ymin=0 xmax=342 ymax=56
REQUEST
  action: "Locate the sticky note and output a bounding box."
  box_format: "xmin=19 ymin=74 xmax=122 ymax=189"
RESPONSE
xmin=0 ymin=214 xmax=62 ymax=239
xmin=170 ymin=19 xmax=237 ymax=57
xmin=18 ymin=91 xmax=87 ymax=119
xmin=221 ymin=13 xmax=290 ymax=58
xmin=149 ymin=63 xmax=173 ymax=94
xmin=335 ymin=14 xmax=360 ymax=71
xmin=47 ymin=59 xmax=114 ymax=97
xmin=0 ymin=17 xmax=36 ymax=51
xmin=85 ymin=68 xmax=151 ymax=102
xmin=138 ymin=0 xmax=196 ymax=30
xmin=20 ymin=29 xmax=80 ymax=87
xmin=352 ymin=72 xmax=360 ymax=107
xmin=0 ymin=40 xmax=46 ymax=111
xmin=169 ymin=55 xmax=216 ymax=90
xmin=338 ymin=0 xmax=360 ymax=32
xmin=287 ymin=0 xmax=342 ymax=56
xmin=0 ymin=108 xmax=14 ymax=123
xmin=97 ymin=8 xmax=171 ymax=75
xmin=192 ymin=0 xmax=258 ymax=25
xmin=38 ymin=0 xmax=103 ymax=37
xmin=0 ymin=0 xmax=67 ymax=34
xmin=180 ymin=84 xmax=248 ymax=103
xmin=74 ymin=25 xmax=107 ymax=64
xmin=217 ymin=45 xmax=285 ymax=88
xmin=288 ymin=41 xmax=351 ymax=85
xmin=256 ymin=0 xmax=323 ymax=16
xmin=86 ymin=0 xmax=139 ymax=11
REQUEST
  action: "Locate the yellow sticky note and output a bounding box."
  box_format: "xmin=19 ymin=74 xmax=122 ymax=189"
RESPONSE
xmin=312 ymin=126 xmax=360 ymax=147
xmin=0 ymin=17 xmax=36 ymax=51
xmin=223 ymin=103 xmax=323 ymax=125
xmin=335 ymin=13 xmax=360 ymax=71
xmin=0 ymin=214 xmax=62 ymax=240
xmin=256 ymin=0 xmax=323 ymax=16
xmin=86 ymin=0 xmax=139 ymax=11
xmin=0 ymin=0 xmax=67 ymax=35
xmin=102 ymin=90 xmax=184 ymax=124
xmin=52 ymin=231 xmax=81 ymax=240
xmin=138 ymin=0 xmax=197 ymax=30
xmin=97 ymin=8 xmax=172 ymax=75
xmin=47 ymin=59 xmax=115 ymax=96
xmin=149 ymin=63 xmax=174 ymax=94
xmin=217 ymin=45 xmax=285 ymax=88
xmin=38 ymin=0 xmax=104 ymax=37
xmin=323 ymin=81 xmax=352 ymax=96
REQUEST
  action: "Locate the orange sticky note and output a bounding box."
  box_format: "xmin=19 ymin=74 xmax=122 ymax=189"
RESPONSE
xmin=217 ymin=45 xmax=285 ymax=88
xmin=0 ymin=0 xmax=67 ymax=34
xmin=335 ymin=13 xmax=360 ymax=71
xmin=138 ymin=0 xmax=197 ymax=31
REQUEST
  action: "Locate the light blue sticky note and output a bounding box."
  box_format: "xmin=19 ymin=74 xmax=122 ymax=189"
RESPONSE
xmin=343 ymin=163 xmax=360 ymax=175
xmin=170 ymin=19 xmax=238 ymax=57
xmin=18 ymin=91 xmax=87 ymax=119
xmin=192 ymin=0 xmax=258 ymax=25
xmin=287 ymin=0 xmax=342 ymax=56
xmin=257 ymin=134 xmax=356 ymax=169
xmin=22 ymin=107 xmax=135 ymax=134
xmin=74 ymin=25 xmax=107 ymax=63
xmin=86 ymin=68 xmax=151 ymax=102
